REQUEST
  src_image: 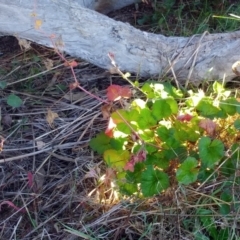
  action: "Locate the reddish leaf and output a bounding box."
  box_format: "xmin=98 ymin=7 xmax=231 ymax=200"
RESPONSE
xmin=64 ymin=60 xmax=78 ymax=67
xmin=27 ymin=172 xmax=34 ymax=189
xmin=0 ymin=201 xmax=25 ymax=213
xmin=107 ymin=85 xmax=131 ymax=101
xmin=124 ymin=150 xmax=147 ymax=172
xmin=124 ymin=159 xmax=135 ymax=172
xmin=120 ymin=87 xmax=132 ymax=99
xmin=177 ymin=114 xmax=193 ymax=122
xmin=105 ymin=117 xmax=116 ymax=138
xmin=199 ymin=119 xmax=217 ymax=136
xmin=107 ymin=85 xmax=121 ymax=101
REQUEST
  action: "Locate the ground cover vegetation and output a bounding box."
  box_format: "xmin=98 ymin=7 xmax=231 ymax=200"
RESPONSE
xmin=0 ymin=0 xmax=240 ymax=239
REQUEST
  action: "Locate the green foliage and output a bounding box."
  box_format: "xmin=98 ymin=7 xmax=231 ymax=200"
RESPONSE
xmin=176 ymin=157 xmax=199 ymax=185
xmin=141 ymin=166 xmax=169 ymax=197
xmin=7 ymin=94 xmax=23 ymax=108
xmin=90 ymin=81 xmax=240 ymax=198
xmin=199 ymin=137 xmax=224 ymax=168
xmin=137 ymin=0 xmax=240 ymax=36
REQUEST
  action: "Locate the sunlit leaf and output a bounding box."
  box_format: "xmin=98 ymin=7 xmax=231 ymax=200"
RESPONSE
xmin=199 ymin=137 xmax=224 ymax=168
xmin=138 ymin=108 xmax=157 ymax=129
xmin=89 ymin=133 xmax=111 ymax=154
xmin=219 ymin=98 xmax=238 ymax=116
xmin=104 ymin=149 xmax=130 ymax=170
xmin=176 ymin=157 xmax=199 ymax=185
xmin=141 ymin=166 xmax=169 ymax=197
xmin=152 ymin=99 xmax=172 ymax=120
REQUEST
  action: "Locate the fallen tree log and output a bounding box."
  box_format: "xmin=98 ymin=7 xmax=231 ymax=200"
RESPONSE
xmin=1 ymin=0 xmax=240 ymax=84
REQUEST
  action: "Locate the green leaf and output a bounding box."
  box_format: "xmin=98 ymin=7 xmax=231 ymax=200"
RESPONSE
xmin=199 ymin=137 xmax=224 ymax=168
xmin=126 ymin=162 xmax=145 ymax=183
xmin=145 ymin=152 xmax=169 ymax=170
xmin=139 ymin=129 xmax=155 ymax=141
xmin=89 ymin=133 xmax=111 ymax=154
xmin=219 ymin=98 xmax=238 ymax=116
xmin=198 ymin=167 xmax=216 ymax=182
xmin=103 ymin=149 xmax=129 ymax=171
xmin=213 ymin=81 xmax=225 ymax=94
xmin=111 ymin=110 xmax=129 ymax=123
xmin=165 ymin=98 xmax=178 ymax=114
xmin=138 ymin=108 xmax=157 ymax=129
xmin=176 ymin=157 xmax=199 ymax=185
xmin=110 ymin=138 xmax=125 ymax=150
xmin=141 ymin=166 xmax=169 ymax=197
xmin=234 ymin=119 xmax=240 ymax=130
xmin=0 ymin=81 xmax=7 ymax=89
xmin=152 ymin=99 xmax=172 ymax=120
xmin=219 ymin=191 xmax=232 ymax=215
xmin=174 ymin=120 xmax=200 ymax=142
xmin=7 ymin=94 xmax=23 ymax=108
xmin=197 ymin=208 xmax=217 ymax=239
xmin=196 ymin=98 xmax=221 ymax=118
xmin=161 ymin=82 xmax=183 ymax=98
xmin=157 ymin=126 xmax=180 ymax=148
xmin=116 ymin=122 xmax=131 ymax=135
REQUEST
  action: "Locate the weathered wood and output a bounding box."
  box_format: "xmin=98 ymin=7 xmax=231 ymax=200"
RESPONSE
xmin=0 ymin=0 xmax=240 ymax=84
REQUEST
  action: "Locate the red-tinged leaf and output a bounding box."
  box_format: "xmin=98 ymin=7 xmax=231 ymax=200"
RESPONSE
xmin=68 ymin=60 xmax=78 ymax=67
xmin=135 ymin=150 xmax=147 ymax=163
xmin=64 ymin=60 xmax=77 ymax=67
xmin=124 ymin=150 xmax=147 ymax=172
xmin=0 ymin=201 xmax=25 ymax=213
xmin=107 ymin=85 xmax=131 ymax=101
xmin=120 ymin=86 xmax=131 ymax=99
xmin=124 ymin=159 xmax=135 ymax=172
xmin=105 ymin=117 xmax=116 ymax=138
xmin=27 ymin=172 xmax=34 ymax=189
xmin=199 ymin=119 xmax=217 ymax=136
xmin=177 ymin=114 xmax=193 ymax=122
xmin=107 ymin=85 xmax=122 ymax=101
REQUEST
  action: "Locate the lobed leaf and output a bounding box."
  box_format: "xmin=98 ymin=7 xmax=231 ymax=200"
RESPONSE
xmin=141 ymin=166 xmax=169 ymax=197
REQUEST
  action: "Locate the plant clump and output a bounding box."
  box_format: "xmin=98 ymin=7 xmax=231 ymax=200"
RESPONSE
xmin=90 ymin=81 xmax=240 ymax=197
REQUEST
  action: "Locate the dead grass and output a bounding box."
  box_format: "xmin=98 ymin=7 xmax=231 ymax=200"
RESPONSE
xmin=1 ymin=34 xmax=239 ymax=240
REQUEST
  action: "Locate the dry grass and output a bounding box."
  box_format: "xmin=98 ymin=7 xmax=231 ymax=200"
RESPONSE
xmin=1 ymin=34 xmax=239 ymax=240
xmin=1 ymin=1 xmax=240 ymax=238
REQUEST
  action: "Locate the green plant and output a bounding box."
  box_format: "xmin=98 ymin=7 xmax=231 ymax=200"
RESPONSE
xmin=138 ymin=0 xmax=240 ymax=36
xmin=0 ymin=82 xmax=23 ymax=108
xmin=90 ymin=81 xmax=240 ymax=198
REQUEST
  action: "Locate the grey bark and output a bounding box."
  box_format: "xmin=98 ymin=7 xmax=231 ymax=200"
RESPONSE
xmin=0 ymin=0 xmax=240 ymax=84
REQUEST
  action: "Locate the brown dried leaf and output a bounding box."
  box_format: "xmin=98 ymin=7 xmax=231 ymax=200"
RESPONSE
xmin=43 ymin=58 xmax=54 ymax=70
xmin=17 ymin=38 xmax=31 ymax=51
xmin=101 ymin=103 xmax=112 ymax=120
xmin=46 ymin=109 xmax=58 ymax=127
xmin=199 ymin=119 xmax=217 ymax=136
